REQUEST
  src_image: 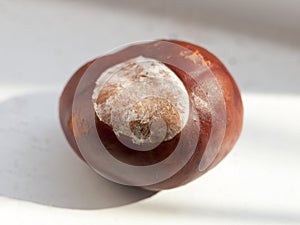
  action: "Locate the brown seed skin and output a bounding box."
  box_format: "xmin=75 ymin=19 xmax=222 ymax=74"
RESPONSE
xmin=143 ymin=40 xmax=243 ymax=190
xmin=59 ymin=60 xmax=94 ymax=160
xmin=59 ymin=40 xmax=243 ymax=191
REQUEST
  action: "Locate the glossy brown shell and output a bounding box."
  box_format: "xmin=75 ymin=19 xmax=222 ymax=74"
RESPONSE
xmin=59 ymin=40 xmax=243 ymax=191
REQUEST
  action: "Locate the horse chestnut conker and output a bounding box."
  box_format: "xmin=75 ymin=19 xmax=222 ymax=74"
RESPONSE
xmin=59 ymin=40 xmax=243 ymax=191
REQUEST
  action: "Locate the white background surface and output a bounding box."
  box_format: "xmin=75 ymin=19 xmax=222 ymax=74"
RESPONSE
xmin=0 ymin=0 xmax=300 ymax=224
